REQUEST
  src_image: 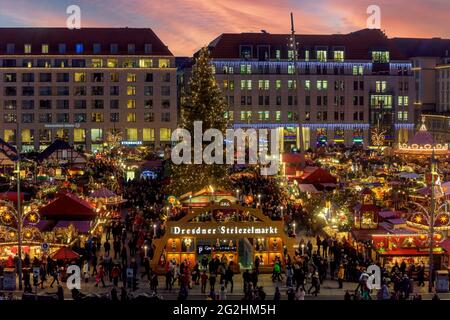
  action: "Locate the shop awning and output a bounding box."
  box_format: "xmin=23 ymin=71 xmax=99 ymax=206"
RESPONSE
xmin=378 ymin=249 xmax=445 ymax=256
xmin=297 ymin=184 xmax=318 ymax=193
xmin=0 ymin=191 xmax=26 ymax=203
xmin=51 ymin=246 xmax=80 ymax=260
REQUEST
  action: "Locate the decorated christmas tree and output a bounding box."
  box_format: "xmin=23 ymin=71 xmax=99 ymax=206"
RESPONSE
xmin=168 ymin=47 xmax=229 ymax=195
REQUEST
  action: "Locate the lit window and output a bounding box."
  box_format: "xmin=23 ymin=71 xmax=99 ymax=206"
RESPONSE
xmin=24 ymin=44 xmax=32 ymax=54
xmin=139 ymin=59 xmax=152 ymax=68
xmin=352 ymin=66 xmax=364 ymax=75
xmin=372 ymin=51 xmax=390 ymax=63
xmin=126 ymin=128 xmax=138 ymax=141
xmin=376 ymin=81 xmax=387 ymax=93
xmin=275 ymin=50 xmax=281 ymax=60
xmin=288 ymin=64 xmax=295 ymax=74
xmin=160 ymin=128 xmax=172 ymax=141
xmin=74 ymin=72 xmax=86 ymax=82
xmin=127 ymin=86 xmax=136 ymax=95
xmin=305 ymin=50 xmax=310 ymax=61
xmin=41 ymin=44 xmax=49 ymax=54
xmin=317 ymin=50 xmax=327 ymax=62
xmin=91 ymin=113 xmax=104 ymax=122
xmin=107 ymin=59 xmax=118 ymax=68
xmin=91 ymin=59 xmax=103 ymax=68
xmin=159 ymin=59 xmax=170 ymax=68
xmin=127 ymin=113 xmax=136 ymax=122
xmin=127 ymin=73 xmax=136 ymax=82
xmin=240 ymin=64 xmax=251 ymax=74
xmin=333 ymin=50 xmax=344 ymax=62
xmin=305 ymin=80 xmax=311 ymax=90
xmin=275 ymin=80 xmax=281 ymax=90
xmin=240 ymin=80 xmax=252 ymax=90
xmin=127 ymin=100 xmax=136 ymax=109
xmin=4 ymin=129 xmax=15 ymax=142
xmin=143 ymin=128 xmax=155 ymax=142
xmin=258 ymin=80 xmax=269 ymax=90
xmin=288 ymin=80 xmax=297 ymax=90
xmin=75 ymin=43 xmax=84 ymax=54
xmin=74 ymin=129 xmax=85 ymax=142
xmin=317 ymin=80 xmax=328 ymax=90
xmin=275 ymin=111 xmax=281 ymax=121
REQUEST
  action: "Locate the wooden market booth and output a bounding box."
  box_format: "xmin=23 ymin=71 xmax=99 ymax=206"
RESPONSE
xmin=151 ymin=200 xmax=296 ymax=274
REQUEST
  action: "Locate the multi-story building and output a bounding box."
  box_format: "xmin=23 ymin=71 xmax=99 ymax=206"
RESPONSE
xmin=193 ymin=29 xmax=416 ymax=151
xmin=392 ymin=37 xmax=450 ymax=144
xmin=0 ymin=28 xmax=177 ymax=152
xmin=393 ymin=37 xmax=450 ymax=114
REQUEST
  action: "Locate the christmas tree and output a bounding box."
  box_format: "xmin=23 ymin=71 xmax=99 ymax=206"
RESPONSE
xmin=168 ymin=47 xmax=230 ymax=196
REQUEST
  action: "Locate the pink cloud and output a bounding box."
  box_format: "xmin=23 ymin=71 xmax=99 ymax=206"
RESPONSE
xmin=1 ymin=0 xmax=450 ymax=55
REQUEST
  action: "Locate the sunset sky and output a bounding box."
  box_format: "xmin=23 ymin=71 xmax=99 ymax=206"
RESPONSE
xmin=0 ymin=0 xmax=449 ymax=56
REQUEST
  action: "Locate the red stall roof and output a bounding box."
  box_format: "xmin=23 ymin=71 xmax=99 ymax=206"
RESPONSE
xmin=39 ymin=193 xmax=96 ymax=221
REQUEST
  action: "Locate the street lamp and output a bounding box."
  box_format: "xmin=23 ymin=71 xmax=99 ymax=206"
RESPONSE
xmin=0 ymin=200 xmax=40 ymax=291
xmin=236 ymin=189 xmax=240 ymax=203
xmin=144 ymin=245 xmax=148 ymax=257
xmin=411 ymin=153 xmax=450 ymax=293
xmin=258 ymin=194 xmax=261 ymax=207
xmin=301 ymin=243 xmax=305 ymax=255
xmin=280 ymin=206 xmax=284 ymax=217
xmin=153 ymin=224 xmax=157 ymax=238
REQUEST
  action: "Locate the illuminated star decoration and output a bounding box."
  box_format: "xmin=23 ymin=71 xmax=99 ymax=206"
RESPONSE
xmin=26 ymin=212 xmax=40 ymax=225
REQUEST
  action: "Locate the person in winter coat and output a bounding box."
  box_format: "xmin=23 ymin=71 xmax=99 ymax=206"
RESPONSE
xmin=295 ymin=288 xmax=305 ymax=300
xmin=337 ymin=264 xmax=345 ymax=289
xmin=377 ymin=282 xmax=391 ymax=300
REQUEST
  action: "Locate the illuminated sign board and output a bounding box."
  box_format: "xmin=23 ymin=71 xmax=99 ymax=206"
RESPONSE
xmin=171 ymin=226 xmax=278 ymax=236
xmin=121 ymin=141 xmax=143 ymax=146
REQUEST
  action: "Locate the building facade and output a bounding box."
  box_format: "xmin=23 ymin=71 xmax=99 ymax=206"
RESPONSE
xmin=200 ymin=29 xmax=416 ymax=151
xmin=0 ymin=28 xmax=177 ymax=152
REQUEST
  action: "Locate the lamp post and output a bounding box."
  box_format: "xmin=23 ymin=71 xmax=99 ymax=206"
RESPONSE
xmin=280 ymin=206 xmax=284 ymax=217
xmin=236 ymin=189 xmax=240 ymax=204
xmin=258 ymin=194 xmax=261 ymax=207
xmin=153 ymin=224 xmax=157 ymax=238
xmin=301 ymin=243 xmax=305 ymax=255
xmin=411 ymin=152 xmax=450 ymax=293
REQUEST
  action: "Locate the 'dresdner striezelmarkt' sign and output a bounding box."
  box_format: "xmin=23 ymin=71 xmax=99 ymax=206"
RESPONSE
xmin=171 ymin=225 xmax=279 ymax=236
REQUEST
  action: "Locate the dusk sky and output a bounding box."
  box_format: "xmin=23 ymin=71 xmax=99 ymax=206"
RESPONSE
xmin=1 ymin=0 xmax=449 ymax=56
